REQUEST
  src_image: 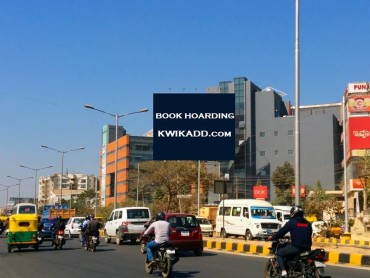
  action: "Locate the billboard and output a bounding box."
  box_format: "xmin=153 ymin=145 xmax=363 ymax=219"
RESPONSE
xmin=290 ymin=185 xmax=306 ymax=198
xmin=347 ymin=82 xmax=370 ymax=94
xmin=348 ymin=95 xmax=370 ymax=113
xmin=253 ymin=185 xmax=268 ymax=200
xmin=348 ymin=117 xmax=370 ymax=150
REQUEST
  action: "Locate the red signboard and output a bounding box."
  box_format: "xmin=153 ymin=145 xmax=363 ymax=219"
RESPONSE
xmin=349 ymin=179 xmax=364 ymax=192
xmin=290 ymin=185 xmax=306 ymax=198
xmin=348 ymin=117 xmax=370 ymax=150
xmin=348 ymin=95 xmax=370 ymax=113
xmin=253 ymin=185 xmax=268 ymax=200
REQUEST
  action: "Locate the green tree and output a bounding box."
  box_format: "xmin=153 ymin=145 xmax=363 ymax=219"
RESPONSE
xmin=127 ymin=161 xmax=216 ymax=214
xmin=271 ymin=161 xmax=295 ymax=205
xmin=305 ymin=180 xmax=343 ymax=227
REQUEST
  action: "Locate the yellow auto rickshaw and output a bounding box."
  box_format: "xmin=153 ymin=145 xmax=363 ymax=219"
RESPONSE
xmin=7 ymin=203 xmax=39 ymax=253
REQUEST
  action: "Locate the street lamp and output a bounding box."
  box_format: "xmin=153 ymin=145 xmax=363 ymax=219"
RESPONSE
xmin=84 ymin=104 xmax=149 ymax=209
xmin=6 ymin=176 xmax=33 ymax=204
xmin=0 ymin=183 xmax=18 ymax=213
xmin=19 ymin=164 xmax=53 ymax=209
xmin=41 ymin=145 xmax=85 ymax=206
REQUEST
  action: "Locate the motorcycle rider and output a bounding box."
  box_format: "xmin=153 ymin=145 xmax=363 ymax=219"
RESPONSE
xmin=143 ymin=211 xmax=171 ymax=267
xmin=81 ymin=215 xmax=91 ymax=247
xmin=267 ymin=205 xmax=312 ymax=277
xmin=50 ymin=216 xmax=65 ymax=245
xmin=85 ymin=215 xmax=101 ymax=244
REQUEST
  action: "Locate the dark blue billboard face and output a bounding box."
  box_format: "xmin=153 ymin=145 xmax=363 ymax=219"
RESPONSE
xmin=153 ymin=93 xmax=235 ymax=160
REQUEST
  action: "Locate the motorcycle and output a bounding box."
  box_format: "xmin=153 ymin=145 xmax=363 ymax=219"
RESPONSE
xmin=85 ymin=235 xmax=100 ymax=252
xmin=265 ymin=238 xmax=331 ymax=278
xmin=51 ymin=229 xmax=66 ymax=250
xmin=144 ymin=241 xmax=179 ymax=278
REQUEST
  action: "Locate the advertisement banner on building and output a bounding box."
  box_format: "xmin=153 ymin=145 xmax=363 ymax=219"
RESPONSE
xmin=348 ymin=117 xmax=370 ymax=150
xmin=253 ymin=185 xmax=268 ymax=200
xmin=290 ymin=185 xmax=306 ymax=198
xmin=347 ymin=82 xmax=370 ymax=94
xmin=349 ymin=179 xmax=364 ymax=192
xmin=348 ymin=95 xmax=370 ymax=113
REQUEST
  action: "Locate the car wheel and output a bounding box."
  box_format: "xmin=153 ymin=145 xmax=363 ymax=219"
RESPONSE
xmin=115 ymin=233 xmax=122 ymax=245
xmin=194 ymin=249 xmax=203 ymax=256
xmin=221 ymin=228 xmax=228 ymax=238
xmin=245 ymin=230 xmax=254 ymax=240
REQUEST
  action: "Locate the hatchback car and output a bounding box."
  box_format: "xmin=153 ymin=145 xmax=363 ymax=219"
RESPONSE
xmin=196 ymin=216 xmax=213 ymax=237
xmin=64 ymin=217 xmax=85 ymax=238
xmin=140 ymin=213 xmax=203 ymax=256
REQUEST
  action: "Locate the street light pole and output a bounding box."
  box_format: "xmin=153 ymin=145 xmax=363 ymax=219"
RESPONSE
xmin=19 ymin=164 xmax=53 ymax=209
xmin=84 ymin=104 xmax=149 ymax=209
xmin=0 ymin=183 xmax=17 ymax=212
xmin=41 ymin=145 xmax=85 ymax=206
xmin=7 ymin=176 xmax=33 ymax=204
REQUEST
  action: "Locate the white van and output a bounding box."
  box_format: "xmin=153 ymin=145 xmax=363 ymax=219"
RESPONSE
xmin=215 ymin=199 xmax=280 ymax=240
xmin=104 ymin=207 xmax=151 ymax=245
xmin=274 ymin=206 xmax=292 ymax=226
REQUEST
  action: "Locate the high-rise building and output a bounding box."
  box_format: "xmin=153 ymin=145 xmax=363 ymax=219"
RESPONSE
xmin=207 ymin=77 xmax=342 ymax=201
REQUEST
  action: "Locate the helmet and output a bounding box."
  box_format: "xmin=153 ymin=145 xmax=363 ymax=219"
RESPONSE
xmin=85 ymin=215 xmax=90 ymax=220
xmin=156 ymin=212 xmax=165 ymax=221
xmin=290 ymin=205 xmax=304 ymax=218
xmin=57 ymin=215 xmax=62 ymax=220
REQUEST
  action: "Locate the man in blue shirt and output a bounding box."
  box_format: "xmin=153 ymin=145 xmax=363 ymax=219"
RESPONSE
xmin=267 ymin=205 xmax=312 ymax=277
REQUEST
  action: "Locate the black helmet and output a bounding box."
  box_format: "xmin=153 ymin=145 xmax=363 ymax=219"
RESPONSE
xmin=156 ymin=212 xmax=165 ymax=221
xmin=57 ymin=215 xmax=62 ymax=220
xmin=290 ymin=205 xmax=304 ymax=218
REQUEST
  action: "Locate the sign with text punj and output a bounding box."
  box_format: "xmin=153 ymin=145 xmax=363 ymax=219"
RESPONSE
xmin=153 ymin=93 xmax=235 ymax=160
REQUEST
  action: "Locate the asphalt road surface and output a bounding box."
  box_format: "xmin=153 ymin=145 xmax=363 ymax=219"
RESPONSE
xmin=0 ymin=236 xmax=369 ymax=278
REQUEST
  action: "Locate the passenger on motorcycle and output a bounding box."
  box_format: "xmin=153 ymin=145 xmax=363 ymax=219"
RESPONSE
xmin=50 ymin=216 xmax=65 ymax=243
xmin=81 ymin=215 xmax=91 ymax=247
xmin=143 ymin=211 xmax=171 ymax=267
xmin=267 ymin=205 xmax=312 ymax=277
xmin=86 ymin=215 xmax=100 ymax=239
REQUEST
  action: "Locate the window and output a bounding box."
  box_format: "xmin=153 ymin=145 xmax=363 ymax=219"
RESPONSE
xmin=260 ymin=151 xmax=266 ymax=156
xmin=274 ymin=150 xmax=279 ymax=156
xmin=243 ymin=207 xmax=249 ymax=218
xmin=232 ymin=207 xmax=241 ymax=216
xmin=219 ymin=206 xmax=231 ymax=216
xmin=274 ymin=131 xmax=279 ymax=136
xmin=288 ymin=149 xmax=294 ymax=155
xmin=288 ymin=130 xmax=294 ymax=136
xmin=259 ymin=132 xmax=266 ymax=137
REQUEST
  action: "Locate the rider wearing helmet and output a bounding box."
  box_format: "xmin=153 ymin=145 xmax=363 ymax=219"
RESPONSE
xmin=50 ymin=215 xmax=65 ymax=244
xmin=143 ymin=212 xmax=171 ymax=267
xmin=81 ymin=215 xmax=91 ymax=247
xmin=267 ymin=205 xmax=312 ymax=277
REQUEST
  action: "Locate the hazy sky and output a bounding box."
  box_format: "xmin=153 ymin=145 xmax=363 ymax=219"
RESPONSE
xmin=1 ymin=1 xmax=369 ymax=205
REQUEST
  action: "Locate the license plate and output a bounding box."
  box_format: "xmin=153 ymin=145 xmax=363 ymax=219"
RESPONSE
xmin=314 ymin=261 xmax=326 ymax=268
xmin=181 ymin=231 xmax=189 ymax=236
xmin=166 ymin=249 xmax=176 ymax=255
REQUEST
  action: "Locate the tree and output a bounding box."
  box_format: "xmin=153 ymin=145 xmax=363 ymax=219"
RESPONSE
xmin=127 ymin=161 xmax=216 ymax=214
xmin=357 ymin=156 xmax=370 ymax=212
xmin=271 ymin=161 xmax=295 ymax=205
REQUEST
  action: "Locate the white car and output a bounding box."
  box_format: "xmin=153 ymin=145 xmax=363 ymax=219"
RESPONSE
xmin=196 ymin=216 xmax=213 ymax=237
xmin=64 ymin=217 xmax=85 ymax=238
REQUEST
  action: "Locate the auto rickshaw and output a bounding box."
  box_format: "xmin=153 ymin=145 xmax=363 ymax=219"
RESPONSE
xmin=7 ymin=211 xmax=39 ymax=253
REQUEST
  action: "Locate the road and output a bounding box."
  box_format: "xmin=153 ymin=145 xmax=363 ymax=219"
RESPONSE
xmin=0 ymin=236 xmax=369 ymax=277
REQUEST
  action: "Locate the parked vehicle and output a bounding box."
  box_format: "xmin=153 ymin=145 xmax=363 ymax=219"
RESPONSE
xmin=264 ymin=238 xmax=331 ymax=278
xmin=7 ymin=203 xmax=39 ymax=253
xmin=64 ymin=216 xmax=85 ymax=238
xmin=196 ymin=216 xmax=213 ymax=237
xmin=140 ymin=213 xmax=203 ymax=256
xmin=84 ymin=235 xmax=100 ymax=252
xmin=104 ymin=207 xmax=151 ymax=245
xmin=274 ymin=206 xmax=292 ymax=226
xmin=51 ymin=229 xmax=66 ymax=250
xmin=215 ymin=199 xmax=280 ymax=240
xmin=144 ymin=241 xmax=179 ymax=278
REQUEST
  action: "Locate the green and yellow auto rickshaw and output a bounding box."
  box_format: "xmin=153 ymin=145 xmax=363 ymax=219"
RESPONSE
xmin=7 ymin=203 xmax=39 ymax=253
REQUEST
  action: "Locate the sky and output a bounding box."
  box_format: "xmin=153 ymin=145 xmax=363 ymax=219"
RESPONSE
xmin=1 ymin=0 xmax=369 ymax=205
